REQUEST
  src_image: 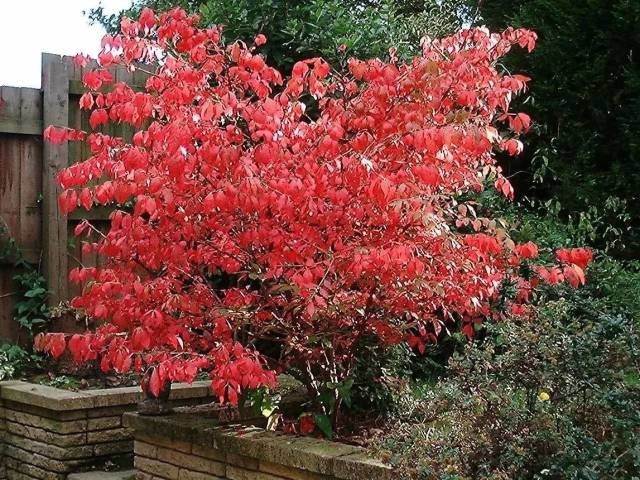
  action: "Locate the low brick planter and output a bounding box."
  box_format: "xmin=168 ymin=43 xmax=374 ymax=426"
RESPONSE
xmin=0 ymin=380 xmax=214 ymax=480
xmin=123 ymin=411 xmax=393 ymax=480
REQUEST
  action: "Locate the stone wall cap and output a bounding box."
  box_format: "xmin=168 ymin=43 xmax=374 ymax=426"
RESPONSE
xmin=0 ymin=380 xmax=212 ymax=411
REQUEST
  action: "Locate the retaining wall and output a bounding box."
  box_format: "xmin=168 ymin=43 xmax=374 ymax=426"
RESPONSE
xmin=0 ymin=381 xmax=213 ymax=480
xmin=123 ymin=411 xmax=393 ymax=480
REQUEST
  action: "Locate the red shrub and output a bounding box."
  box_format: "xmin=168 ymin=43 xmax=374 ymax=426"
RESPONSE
xmin=38 ymin=9 xmax=589 ymax=407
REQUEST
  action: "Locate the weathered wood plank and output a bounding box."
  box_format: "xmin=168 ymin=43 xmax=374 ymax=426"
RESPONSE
xmin=0 ymin=87 xmax=42 ymax=135
xmin=0 ymin=134 xmax=22 ymax=248
xmin=41 ymin=53 xmax=71 ymax=306
xmin=19 ymin=137 xmax=43 ymax=263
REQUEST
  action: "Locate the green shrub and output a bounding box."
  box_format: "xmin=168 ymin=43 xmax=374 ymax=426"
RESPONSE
xmin=0 ymin=343 xmax=40 ymax=381
xmin=373 ymin=294 xmax=640 ymax=479
xmin=350 ymin=341 xmax=414 ymax=414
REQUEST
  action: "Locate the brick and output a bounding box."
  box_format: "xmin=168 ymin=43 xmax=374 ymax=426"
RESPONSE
xmin=177 ymin=470 xmax=224 ymax=480
xmin=93 ymin=440 xmax=133 ymax=456
xmin=3 ymin=458 xmax=65 ymax=480
xmin=136 ymin=471 xmax=165 ymax=480
xmin=6 ymin=468 xmax=39 ymax=480
xmin=5 ymin=421 xmax=86 ymax=447
xmin=157 ymin=449 xmax=208 ymax=472
xmin=87 ymin=416 xmax=122 ymax=431
xmin=207 ymin=461 xmax=226 ymax=478
xmin=190 ymin=445 xmax=225 ymax=463
xmin=4 ymin=410 xmax=87 ymax=434
xmin=135 ymin=457 xmax=179 ymax=480
xmin=3 ymin=445 xmax=84 ymax=473
xmin=87 ymin=427 xmax=131 ymax=444
xmin=226 ymin=453 xmax=258 ymax=471
xmin=134 ymin=441 xmax=158 ymax=459
xmin=135 ymin=434 xmax=191 ymax=454
xmin=225 ymin=466 xmax=285 ymax=480
xmin=156 ymin=449 xmax=225 ymax=477
xmin=4 ymin=433 xmax=94 ymax=460
xmin=259 ymin=461 xmax=328 ymax=480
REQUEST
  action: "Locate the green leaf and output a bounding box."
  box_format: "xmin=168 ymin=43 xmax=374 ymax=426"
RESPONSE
xmin=336 ymin=379 xmax=354 ymax=408
xmin=24 ymin=288 xmax=45 ymax=298
xmin=624 ymin=370 xmax=640 ymax=387
xmin=261 ymin=404 xmax=277 ymax=417
xmin=16 ymin=303 xmax=31 ymax=314
xmin=317 ymin=391 xmax=335 ymax=411
xmin=313 ymin=414 xmax=332 ymax=440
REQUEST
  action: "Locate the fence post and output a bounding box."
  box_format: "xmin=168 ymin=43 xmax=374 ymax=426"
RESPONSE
xmin=41 ymin=53 xmax=70 ymax=306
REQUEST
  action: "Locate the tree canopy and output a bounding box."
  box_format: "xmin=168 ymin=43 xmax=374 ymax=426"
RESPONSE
xmin=88 ymin=0 xmax=468 ymax=72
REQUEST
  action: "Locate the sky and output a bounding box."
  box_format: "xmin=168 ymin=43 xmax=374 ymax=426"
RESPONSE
xmin=0 ymin=0 xmax=133 ymax=88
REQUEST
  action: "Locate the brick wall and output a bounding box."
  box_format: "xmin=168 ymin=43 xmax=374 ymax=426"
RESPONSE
xmin=0 ymin=381 xmax=213 ymax=480
xmin=3 ymin=400 xmax=133 ymax=479
xmin=125 ymin=413 xmax=393 ymax=480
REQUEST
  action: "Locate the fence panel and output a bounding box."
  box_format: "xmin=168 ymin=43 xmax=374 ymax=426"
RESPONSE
xmin=0 ymin=55 xmax=148 ymax=340
xmin=0 ymin=86 xmax=43 ymax=341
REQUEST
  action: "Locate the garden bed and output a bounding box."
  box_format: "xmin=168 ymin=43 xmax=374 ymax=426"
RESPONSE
xmin=0 ymin=380 xmax=213 ymax=480
xmin=123 ymin=410 xmax=393 ymax=480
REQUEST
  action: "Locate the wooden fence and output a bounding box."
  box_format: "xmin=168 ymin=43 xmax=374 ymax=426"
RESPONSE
xmin=0 ymin=53 xmax=147 ymax=341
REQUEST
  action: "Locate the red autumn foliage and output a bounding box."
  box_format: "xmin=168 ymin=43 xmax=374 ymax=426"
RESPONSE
xmin=299 ymin=414 xmax=316 ymax=435
xmin=37 ymin=8 xmax=590 ymax=405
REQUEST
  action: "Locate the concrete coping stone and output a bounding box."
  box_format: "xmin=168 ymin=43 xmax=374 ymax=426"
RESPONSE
xmin=0 ymin=380 xmax=212 ymax=411
xmin=123 ymin=412 xmax=393 ymax=480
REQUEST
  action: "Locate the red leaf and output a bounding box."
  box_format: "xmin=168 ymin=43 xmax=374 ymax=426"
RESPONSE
xmin=79 ymin=188 xmax=93 ymax=211
xmin=299 ymin=414 xmax=315 ymax=434
xmin=79 ymin=93 xmax=94 ymax=110
xmin=139 ymin=7 xmax=156 ymax=29
xmin=73 ymin=54 xmax=91 ymax=67
xmin=89 ymin=109 xmax=109 ymax=129
xmin=44 ymin=126 xmax=70 ymax=144
xmin=516 ymin=241 xmax=539 ymax=259
xmin=47 ymin=333 xmax=66 ymax=359
xmin=563 ymin=264 xmax=586 ymax=288
xmin=149 ymin=368 xmax=161 ymax=398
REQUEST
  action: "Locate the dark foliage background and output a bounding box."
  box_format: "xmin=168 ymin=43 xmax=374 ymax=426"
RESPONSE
xmin=472 ymin=0 xmax=640 ymax=258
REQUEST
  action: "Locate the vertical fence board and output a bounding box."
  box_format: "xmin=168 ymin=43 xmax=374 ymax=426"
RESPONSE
xmin=0 ymin=135 xmax=21 ymax=341
xmin=0 ymin=135 xmax=22 ymax=239
xmin=41 ymin=53 xmax=70 ymax=310
xmin=18 ymin=137 xmax=43 ymax=262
